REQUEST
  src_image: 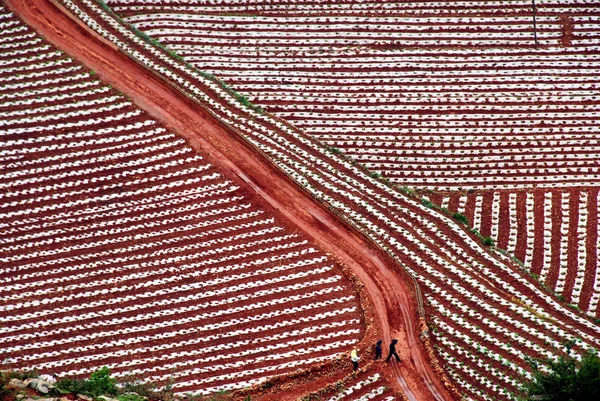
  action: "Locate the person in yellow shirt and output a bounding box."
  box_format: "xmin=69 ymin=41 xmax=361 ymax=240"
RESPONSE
xmin=351 ymin=349 xmax=360 ymax=371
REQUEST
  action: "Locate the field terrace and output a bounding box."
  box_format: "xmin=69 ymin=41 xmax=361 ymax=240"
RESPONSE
xmin=46 ymin=0 xmax=600 ymax=399
xmin=107 ymin=0 xmax=600 ymax=190
xmin=0 ymin=2 xmax=364 ymax=395
xmin=421 ymin=188 xmax=600 ymax=315
xmin=105 ymin=1 xmax=600 ymax=317
xmin=313 ymin=370 xmax=397 ymax=401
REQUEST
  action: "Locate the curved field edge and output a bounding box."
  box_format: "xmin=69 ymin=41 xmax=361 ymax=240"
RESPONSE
xmin=0 ymin=1 xmax=370 ymax=397
xmin=28 ymin=3 xmax=454 ymax=390
xmin=20 ymin=0 xmax=600 ymax=399
xmin=103 ymin=0 xmax=600 ymax=320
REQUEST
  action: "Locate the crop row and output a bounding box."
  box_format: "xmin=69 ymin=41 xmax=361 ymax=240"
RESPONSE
xmin=107 ymin=0 xmax=600 ymax=190
xmin=109 ymin=0 xmax=599 ymax=18
xmin=0 ymin=4 xmax=361 ymax=395
xmin=326 ymin=372 xmax=396 ymax=401
xmin=429 ymin=188 xmax=600 ymax=318
xmin=65 ymin=1 xmax=600 ymax=399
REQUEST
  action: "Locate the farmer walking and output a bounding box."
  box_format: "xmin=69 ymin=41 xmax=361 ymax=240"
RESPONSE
xmin=351 ymin=349 xmax=360 ymax=371
xmin=385 ymin=339 xmax=401 ymax=362
xmin=374 ymin=339 xmax=383 ymax=360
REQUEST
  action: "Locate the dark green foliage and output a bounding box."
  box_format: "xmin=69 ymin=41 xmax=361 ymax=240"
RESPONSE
xmin=54 ymin=377 xmax=89 ymax=395
xmin=5 ymin=369 xmax=40 ymax=381
xmin=1 ymin=368 xmax=192 ymax=401
xmin=0 ymin=377 xmax=9 ymax=399
xmin=55 ymin=367 xmax=117 ymax=397
xmin=452 ymin=212 xmax=469 ymax=225
xmin=421 ymin=199 xmax=435 ymax=209
xmin=119 ymin=375 xmax=176 ymax=401
xmin=400 ymin=187 xmax=415 ymax=197
xmin=88 ymin=366 xmax=118 ymax=396
xmin=520 ymin=341 xmax=600 ymax=401
xmin=118 ymin=377 xmax=159 ymax=399
xmin=369 ymin=171 xmax=382 ymax=179
xmin=215 ymin=80 xmax=264 ymax=113
xmin=482 ymin=236 xmax=494 ymax=246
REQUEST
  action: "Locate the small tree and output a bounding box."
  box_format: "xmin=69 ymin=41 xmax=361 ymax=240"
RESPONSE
xmin=55 ymin=366 xmax=117 ymax=397
xmin=520 ymin=340 xmax=600 ymax=401
xmin=87 ymin=366 xmax=117 ymax=397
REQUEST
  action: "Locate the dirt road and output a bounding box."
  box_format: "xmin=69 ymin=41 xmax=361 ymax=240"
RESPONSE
xmin=5 ymin=0 xmax=454 ymax=399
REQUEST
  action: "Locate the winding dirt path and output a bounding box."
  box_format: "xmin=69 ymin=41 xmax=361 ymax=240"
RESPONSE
xmin=5 ymin=0 xmax=454 ymax=399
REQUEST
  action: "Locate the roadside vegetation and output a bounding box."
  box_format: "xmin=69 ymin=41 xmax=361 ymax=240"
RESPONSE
xmin=0 ymin=367 xmax=232 ymax=401
xmin=519 ymin=340 xmax=600 ymax=401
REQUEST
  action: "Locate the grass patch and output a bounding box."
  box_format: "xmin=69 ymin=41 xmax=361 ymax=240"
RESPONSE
xmin=452 ymin=212 xmax=469 ymax=225
xmin=482 ymin=236 xmax=494 ymax=246
xmin=421 ymin=199 xmax=435 ymax=209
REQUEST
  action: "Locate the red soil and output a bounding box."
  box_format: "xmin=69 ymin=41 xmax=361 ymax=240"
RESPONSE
xmin=5 ymin=0 xmax=455 ymax=400
xmin=581 ymin=188 xmax=599 ymax=311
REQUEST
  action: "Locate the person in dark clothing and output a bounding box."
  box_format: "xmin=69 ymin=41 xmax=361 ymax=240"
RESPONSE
xmin=386 ymin=339 xmax=401 ymax=362
xmin=374 ymin=339 xmax=383 ymax=360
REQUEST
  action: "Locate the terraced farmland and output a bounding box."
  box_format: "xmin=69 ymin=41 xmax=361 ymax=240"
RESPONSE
xmin=4 ymin=0 xmax=600 ymax=400
xmin=320 ymin=371 xmax=397 ymax=401
xmin=47 ymin=1 xmax=600 ymax=400
xmin=426 ymin=188 xmax=600 ymax=316
xmin=0 ymin=3 xmax=363 ymax=395
xmin=108 ymin=0 xmax=600 ymax=189
xmin=104 ymin=1 xmax=600 ymax=315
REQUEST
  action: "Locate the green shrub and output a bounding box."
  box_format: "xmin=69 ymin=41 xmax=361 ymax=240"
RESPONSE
xmin=520 ymin=341 xmax=600 ymax=400
xmin=6 ymin=369 xmax=40 ymax=381
xmin=55 ymin=377 xmax=89 ymax=395
xmin=117 ymin=394 xmax=147 ymax=401
xmin=119 ymin=377 xmax=158 ymax=400
xmin=482 ymin=236 xmax=494 ymax=246
xmin=421 ymin=199 xmax=435 ymax=209
xmin=55 ymin=367 xmax=117 ymax=397
xmin=400 ymin=187 xmax=415 ymax=197
xmin=452 ymin=212 xmax=469 ymax=225
xmin=0 ymin=369 xmax=41 ymax=398
xmin=89 ymin=367 xmax=118 ymax=396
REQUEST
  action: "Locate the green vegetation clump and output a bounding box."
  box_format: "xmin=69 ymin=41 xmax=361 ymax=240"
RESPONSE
xmin=520 ymin=340 xmax=600 ymax=401
xmin=452 ymin=212 xmax=469 ymax=225
xmin=0 ymin=369 xmax=40 ymax=399
xmin=1 ymin=367 xmax=234 ymax=401
xmin=54 ymin=367 xmax=118 ymax=397
xmin=482 ymin=236 xmax=494 ymax=246
xmin=421 ymin=199 xmax=435 ymax=209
